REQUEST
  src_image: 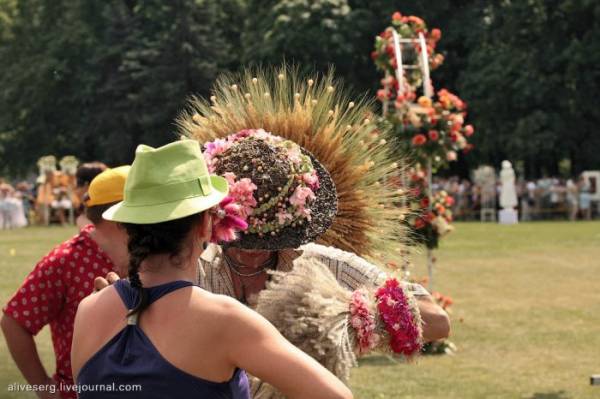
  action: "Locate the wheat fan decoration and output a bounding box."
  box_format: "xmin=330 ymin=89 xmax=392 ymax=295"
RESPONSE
xmin=178 ymin=66 xmax=409 ymax=263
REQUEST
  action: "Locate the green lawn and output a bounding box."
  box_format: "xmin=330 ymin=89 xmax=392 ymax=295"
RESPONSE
xmin=1 ymin=223 xmax=599 ymax=398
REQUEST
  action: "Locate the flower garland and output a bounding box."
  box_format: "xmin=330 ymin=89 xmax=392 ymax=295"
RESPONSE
xmin=400 ymin=166 xmax=455 ymax=249
xmin=349 ymin=289 xmax=380 ymax=354
xmin=374 ymin=278 xmax=423 ymax=357
xmin=389 ymin=90 xmax=475 ymax=169
xmin=372 ymin=11 xmax=444 ymax=99
xmin=372 ymin=11 xmax=475 ymax=170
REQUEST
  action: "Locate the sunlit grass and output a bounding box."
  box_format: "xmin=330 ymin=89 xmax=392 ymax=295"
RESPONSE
xmin=1 ymin=223 xmax=599 ymax=398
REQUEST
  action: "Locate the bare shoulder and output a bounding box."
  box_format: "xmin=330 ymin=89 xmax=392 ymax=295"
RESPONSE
xmin=76 ymin=285 xmax=124 ymax=321
xmin=189 ymin=287 xmax=269 ymax=337
xmin=189 ymin=287 xmax=249 ymax=319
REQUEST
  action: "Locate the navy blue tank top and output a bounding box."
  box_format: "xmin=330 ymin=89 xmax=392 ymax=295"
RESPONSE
xmin=77 ymin=279 xmax=250 ymax=398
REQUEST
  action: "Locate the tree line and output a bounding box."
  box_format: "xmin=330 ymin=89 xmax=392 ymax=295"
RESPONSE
xmin=1 ymin=0 xmax=598 ymax=178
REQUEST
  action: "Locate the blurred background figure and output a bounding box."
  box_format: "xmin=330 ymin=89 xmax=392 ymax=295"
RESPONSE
xmin=74 ymin=162 xmax=108 ymax=229
xmin=0 ymin=182 xmax=27 ymax=229
xmin=566 ymin=179 xmax=579 ymax=221
xmin=578 ymin=175 xmax=592 ymax=220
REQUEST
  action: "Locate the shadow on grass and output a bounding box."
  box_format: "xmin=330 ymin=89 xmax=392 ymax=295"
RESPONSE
xmin=523 ymin=391 xmax=570 ymax=399
xmin=357 ymin=355 xmax=400 ymax=367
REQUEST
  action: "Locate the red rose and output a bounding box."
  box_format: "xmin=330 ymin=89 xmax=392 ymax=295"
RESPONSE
xmin=386 ymin=44 xmax=395 ymax=57
xmin=420 ymin=197 xmax=430 ymax=208
xmin=411 ymin=134 xmax=427 ymax=146
xmin=428 ymin=130 xmax=439 ymax=141
xmin=464 ymin=124 xmax=474 ymax=136
xmin=414 ymin=218 xmax=426 ymax=229
xmin=392 ymin=11 xmax=402 ymax=21
xmin=377 ymin=89 xmax=388 ymax=101
xmin=431 ymin=28 xmax=442 ymax=40
xmin=445 ymin=196 xmax=455 ymax=207
xmin=463 ymin=143 xmax=475 ymax=154
xmin=425 ymin=211 xmax=436 ymax=222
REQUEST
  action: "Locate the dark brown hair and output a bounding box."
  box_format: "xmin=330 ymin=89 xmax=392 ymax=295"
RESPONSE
xmin=76 ymin=162 xmax=108 ymax=187
xmin=121 ymin=213 xmax=205 ymax=317
xmin=85 ymin=202 xmax=118 ymax=225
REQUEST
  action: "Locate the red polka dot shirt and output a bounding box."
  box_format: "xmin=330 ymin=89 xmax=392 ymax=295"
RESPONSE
xmin=3 ymin=225 xmax=115 ymax=399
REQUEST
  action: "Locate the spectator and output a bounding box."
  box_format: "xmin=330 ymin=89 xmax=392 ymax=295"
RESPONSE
xmin=578 ymin=175 xmax=592 ymax=220
xmin=0 ymin=166 xmax=130 ymax=399
xmin=566 ymin=179 xmax=579 ymax=221
xmin=74 ymin=162 xmax=108 ymax=229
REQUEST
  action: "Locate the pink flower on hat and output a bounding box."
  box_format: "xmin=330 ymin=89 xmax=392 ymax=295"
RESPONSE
xmin=276 ymin=209 xmax=293 ymax=225
xmin=289 ymin=186 xmax=315 ymax=207
xmin=302 ymin=171 xmax=320 ymax=190
xmin=296 ymin=206 xmax=312 ymax=221
xmin=210 ymin=196 xmax=249 ymax=243
xmin=223 ymin=172 xmax=257 ymax=218
xmin=204 ymin=139 xmax=232 ymax=173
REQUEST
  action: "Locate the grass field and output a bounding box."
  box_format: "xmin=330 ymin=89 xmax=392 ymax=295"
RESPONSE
xmin=1 ymin=223 xmax=599 ymax=398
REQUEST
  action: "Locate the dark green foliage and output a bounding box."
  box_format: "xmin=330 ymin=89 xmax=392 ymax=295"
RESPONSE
xmin=0 ymin=0 xmax=227 ymax=175
xmin=1 ymin=0 xmax=598 ymax=178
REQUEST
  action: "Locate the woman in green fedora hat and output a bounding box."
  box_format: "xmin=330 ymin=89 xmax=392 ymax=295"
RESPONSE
xmin=70 ymin=140 xmax=352 ymax=399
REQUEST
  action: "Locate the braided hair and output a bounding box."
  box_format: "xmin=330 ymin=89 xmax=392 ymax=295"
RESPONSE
xmin=121 ymin=212 xmax=205 ymax=317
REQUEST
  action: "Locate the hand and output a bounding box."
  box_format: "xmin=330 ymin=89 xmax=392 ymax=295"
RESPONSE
xmin=416 ymin=295 xmax=450 ymax=342
xmin=93 ymin=271 xmax=120 ymax=292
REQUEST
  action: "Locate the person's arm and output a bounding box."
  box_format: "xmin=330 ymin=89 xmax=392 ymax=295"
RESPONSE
xmin=1 ymin=255 xmax=65 ymax=399
xmin=303 ymin=244 xmax=450 ymax=342
xmin=224 ymin=298 xmax=352 ymax=399
xmin=0 ymin=315 xmax=58 ymax=398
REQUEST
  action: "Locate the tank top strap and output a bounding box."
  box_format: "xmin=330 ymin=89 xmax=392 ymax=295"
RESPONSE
xmin=146 ymin=280 xmax=195 ymax=304
xmin=114 ymin=279 xmax=194 ymax=310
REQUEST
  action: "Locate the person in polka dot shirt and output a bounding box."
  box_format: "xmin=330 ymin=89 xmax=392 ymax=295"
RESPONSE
xmin=1 ymin=166 xmax=130 ymax=399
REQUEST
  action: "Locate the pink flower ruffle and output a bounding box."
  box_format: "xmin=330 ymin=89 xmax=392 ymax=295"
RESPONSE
xmin=210 ymin=196 xmax=249 ymax=243
xmin=349 ymin=289 xmax=380 ymax=354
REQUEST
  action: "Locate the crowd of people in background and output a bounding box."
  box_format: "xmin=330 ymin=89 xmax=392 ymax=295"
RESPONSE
xmin=1 ymin=169 xmax=597 ymax=230
xmin=0 ymin=162 xmax=108 ymax=230
xmin=433 ymin=174 xmax=597 ymax=221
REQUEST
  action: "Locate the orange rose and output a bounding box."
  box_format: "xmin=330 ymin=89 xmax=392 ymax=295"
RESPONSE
xmin=417 ymin=96 xmax=432 ymax=108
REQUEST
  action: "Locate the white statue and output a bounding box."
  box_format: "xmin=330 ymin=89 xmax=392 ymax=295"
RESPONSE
xmin=498 ymin=160 xmax=519 ymax=224
xmin=500 ymin=160 xmax=518 ymax=209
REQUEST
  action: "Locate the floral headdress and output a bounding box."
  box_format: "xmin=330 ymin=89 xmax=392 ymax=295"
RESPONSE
xmin=204 ymin=128 xmax=335 ymax=250
xmin=178 ymin=66 xmax=410 ymax=262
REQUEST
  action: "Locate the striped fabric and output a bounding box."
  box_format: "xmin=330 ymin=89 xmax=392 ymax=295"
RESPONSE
xmin=198 ymin=243 xmax=429 ymax=298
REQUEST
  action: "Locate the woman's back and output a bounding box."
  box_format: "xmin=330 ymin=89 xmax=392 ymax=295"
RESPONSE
xmin=73 ymin=279 xmax=250 ymax=398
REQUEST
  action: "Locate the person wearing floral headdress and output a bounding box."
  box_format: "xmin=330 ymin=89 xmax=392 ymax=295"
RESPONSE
xmin=182 ymin=68 xmax=450 ymax=398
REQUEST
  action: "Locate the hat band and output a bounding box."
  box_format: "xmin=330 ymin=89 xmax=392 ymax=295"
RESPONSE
xmin=125 ymin=177 xmax=213 ymax=207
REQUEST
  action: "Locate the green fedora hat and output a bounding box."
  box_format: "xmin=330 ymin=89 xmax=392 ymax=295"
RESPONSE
xmin=103 ymin=140 xmax=228 ymax=224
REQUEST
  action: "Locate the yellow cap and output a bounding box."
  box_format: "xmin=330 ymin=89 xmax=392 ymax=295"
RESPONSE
xmin=85 ymin=165 xmax=130 ymax=207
